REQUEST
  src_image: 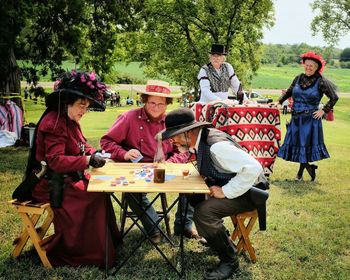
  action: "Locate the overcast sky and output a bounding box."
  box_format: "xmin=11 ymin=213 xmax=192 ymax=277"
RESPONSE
xmin=263 ymin=0 xmax=350 ymax=49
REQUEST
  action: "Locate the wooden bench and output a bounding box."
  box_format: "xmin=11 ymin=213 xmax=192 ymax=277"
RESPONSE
xmin=8 ymin=199 xmax=54 ymax=268
xmin=230 ymin=209 xmax=258 ymax=263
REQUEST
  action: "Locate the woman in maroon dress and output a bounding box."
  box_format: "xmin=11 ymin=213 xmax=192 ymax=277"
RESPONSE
xmin=17 ymin=70 xmax=121 ymax=267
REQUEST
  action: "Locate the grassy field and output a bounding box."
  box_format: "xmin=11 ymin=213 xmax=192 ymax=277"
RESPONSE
xmin=0 ymin=97 xmax=349 ymax=279
xmin=251 ymin=64 xmax=350 ymax=92
xmin=25 ymin=61 xmax=350 ymax=93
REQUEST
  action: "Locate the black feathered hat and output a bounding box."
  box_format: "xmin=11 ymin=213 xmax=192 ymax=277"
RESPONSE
xmin=46 ymin=70 xmax=107 ymax=111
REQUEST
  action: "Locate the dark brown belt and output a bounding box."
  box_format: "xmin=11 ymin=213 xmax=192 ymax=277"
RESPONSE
xmin=292 ymin=110 xmax=316 ymax=116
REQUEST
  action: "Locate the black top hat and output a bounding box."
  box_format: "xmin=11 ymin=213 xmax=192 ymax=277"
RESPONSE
xmin=209 ymin=44 xmax=227 ymax=55
xmin=161 ymin=108 xmax=211 ymax=140
xmin=46 ymin=70 xmax=107 ymax=111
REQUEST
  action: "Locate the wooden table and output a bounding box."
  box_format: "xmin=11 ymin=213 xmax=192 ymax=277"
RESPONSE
xmin=88 ymin=162 xmax=209 ymax=194
xmin=87 ymin=162 xmax=209 ymax=277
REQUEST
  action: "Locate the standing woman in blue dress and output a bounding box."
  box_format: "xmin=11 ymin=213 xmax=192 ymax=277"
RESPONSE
xmin=278 ymin=51 xmax=339 ymax=181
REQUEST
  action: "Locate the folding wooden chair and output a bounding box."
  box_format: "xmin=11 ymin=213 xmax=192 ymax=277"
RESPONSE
xmin=230 ymin=209 xmax=258 ymax=263
xmin=119 ymin=193 xmax=172 ymax=237
xmin=8 ymin=199 xmax=54 ymax=268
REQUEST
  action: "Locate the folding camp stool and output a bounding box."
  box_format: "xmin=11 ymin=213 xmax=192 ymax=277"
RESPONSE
xmin=8 ymin=199 xmax=54 ymax=268
xmin=230 ymin=209 xmax=258 ymax=263
xmin=119 ymin=192 xmax=172 ymax=237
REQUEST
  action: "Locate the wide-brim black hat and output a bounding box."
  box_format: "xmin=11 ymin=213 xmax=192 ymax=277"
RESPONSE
xmin=46 ymin=89 xmax=105 ymax=111
xmin=209 ymin=44 xmax=227 ymax=55
xmin=161 ymin=108 xmax=211 ymax=140
xmin=45 ymin=70 xmax=107 ymax=111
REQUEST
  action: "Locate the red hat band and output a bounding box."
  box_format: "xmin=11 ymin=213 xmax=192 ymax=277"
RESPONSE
xmin=145 ymin=84 xmax=171 ymax=94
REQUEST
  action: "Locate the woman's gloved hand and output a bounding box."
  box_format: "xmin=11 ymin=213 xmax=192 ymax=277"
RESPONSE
xmin=89 ymin=153 xmax=106 ymax=168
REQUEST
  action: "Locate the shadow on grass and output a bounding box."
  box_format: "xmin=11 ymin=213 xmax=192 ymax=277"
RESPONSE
xmin=270 ymin=179 xmax=326 ymax=197
xmin=0 ymin=248 xmax=104 ymax=279
xmin=109 ymin=231 xmax=254 ymax=280
xmin=0 ymin=146 xmax=29 ymax=173
xmin=1 ymin=230 xmax=255 ymax=280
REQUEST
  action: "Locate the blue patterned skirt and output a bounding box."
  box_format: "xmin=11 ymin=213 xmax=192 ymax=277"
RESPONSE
xmin=277 ymin=114 xmax=330 ymax=163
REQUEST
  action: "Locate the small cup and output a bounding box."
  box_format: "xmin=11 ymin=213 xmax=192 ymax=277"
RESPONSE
xmin=154 ymin=168 xmax=165 ymax=183
xmin=182 ymin=169 xmax=190 ymax=179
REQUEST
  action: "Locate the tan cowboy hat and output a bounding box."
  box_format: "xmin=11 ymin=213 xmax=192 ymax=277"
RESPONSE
xmin=132 ymin=80 xmax=181 ymax=98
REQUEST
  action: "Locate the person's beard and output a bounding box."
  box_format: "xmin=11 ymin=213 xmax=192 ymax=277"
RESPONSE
xmin=177 ymin=144 xmax=189 ymax=153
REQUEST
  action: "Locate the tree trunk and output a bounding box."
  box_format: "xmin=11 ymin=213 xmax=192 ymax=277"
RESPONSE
xmin=0 ymin=48 xmax=21 ymax=96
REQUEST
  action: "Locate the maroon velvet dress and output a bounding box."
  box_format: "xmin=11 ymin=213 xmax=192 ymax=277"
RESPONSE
xmin=32 ymin=111 xmax=121 ymax=267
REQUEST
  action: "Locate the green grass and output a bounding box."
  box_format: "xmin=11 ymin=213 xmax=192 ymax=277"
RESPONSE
xmin=111 ymin=63 xmax=350 ymax=93
xmin=21 ymin=61 xmax=350 ymax=93
xmin=111 ymin=62 xmax=147 ymax=81
xmin=251 ymin=64 xmax=350 ymax=92
xmin=1 ymin=100 xmax=350 ymax=279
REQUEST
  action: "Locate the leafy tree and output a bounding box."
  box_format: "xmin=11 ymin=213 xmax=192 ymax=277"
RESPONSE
xmin=123 ymin=0 xmax=274 ymax=97
xmin=340 ymin=47 xmax=350 ymax=61
xmin=311 ymin=0 xmax=350 ymax=47
xmin=0 ymin=1 xmax=30 ymax=94
xmin=339 ymin=47 xmax=350 ymax=68
xmin=0 ymin=0 xmax=141 ymax=95
xmin=261 ymin=44 xmax=285 ymax=64
xmin=261 ymin=43 xmax=339 ymax=66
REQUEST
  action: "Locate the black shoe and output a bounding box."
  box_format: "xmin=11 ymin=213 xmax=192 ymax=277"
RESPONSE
xmin=174 ymin=228 xmax=207 ymax=245
xmin=204 ymin=259 xmax=239 ymax=280
xmin=295 ymin=175 xmax=303 ymax=182
xmin=149 ymin=233 xmax=162 ymax=244
xmin=305 ymin=164 xmax=318 ymax=181
xmin=295 ymin=163 xmax=306 ymax=181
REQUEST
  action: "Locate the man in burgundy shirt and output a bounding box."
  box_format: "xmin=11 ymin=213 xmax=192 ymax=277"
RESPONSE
xmin=101 ymin=80 xmax=203 ymax=244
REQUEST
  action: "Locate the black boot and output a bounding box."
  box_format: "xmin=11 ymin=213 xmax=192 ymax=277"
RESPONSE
xmin=204 ymin=230 xmax=240 ymax=280
xmin=305 ymin=163 xmax=318 ymax=181
xmin=204 ymin=258 xmax=239 ymax=280
xmin=295 ymin=163 xmax=306 ymax=181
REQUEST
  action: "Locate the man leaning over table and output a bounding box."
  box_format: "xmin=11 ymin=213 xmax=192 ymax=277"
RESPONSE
xmin=100 ymin=80 xmax=205 ymax=244
xmin=161 ymin=108 xmax=267 ymax=280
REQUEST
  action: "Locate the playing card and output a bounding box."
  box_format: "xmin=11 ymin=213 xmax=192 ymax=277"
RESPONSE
xmin=131 ymin=154 xmax=143 ymax=163
xmin=95 ymin=152 xmax=111 ymax=159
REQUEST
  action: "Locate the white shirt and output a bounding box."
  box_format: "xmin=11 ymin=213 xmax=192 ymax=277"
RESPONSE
xmin=194 ymin=129 xmax=262 ymax=199
xmin=282 ymin=99 xmax=289 ymax=106
xmin=198 ymin=62 xmax=241 ymax=104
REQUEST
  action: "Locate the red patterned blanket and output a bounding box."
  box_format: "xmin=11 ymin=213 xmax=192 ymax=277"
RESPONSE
xmin=190 ymin=102 xmax=281 ymax=175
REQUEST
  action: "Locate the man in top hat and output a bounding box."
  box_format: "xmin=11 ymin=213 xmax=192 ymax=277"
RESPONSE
xmin=162 ymin=108 xmax=266 ymax=280
xmin=100 ymin=80 xmax=204 ymax=244
xmin=198 ymin=43 xmax=245 ymax=104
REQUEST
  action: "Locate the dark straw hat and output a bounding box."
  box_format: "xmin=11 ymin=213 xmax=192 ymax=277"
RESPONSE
xmin=161 ymin=108 xmax=211 ymax=140
xmin=209 ymin=44 xmax=227 ymax=55
xmin=46 ymin=70 xmax=107 ymax=111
